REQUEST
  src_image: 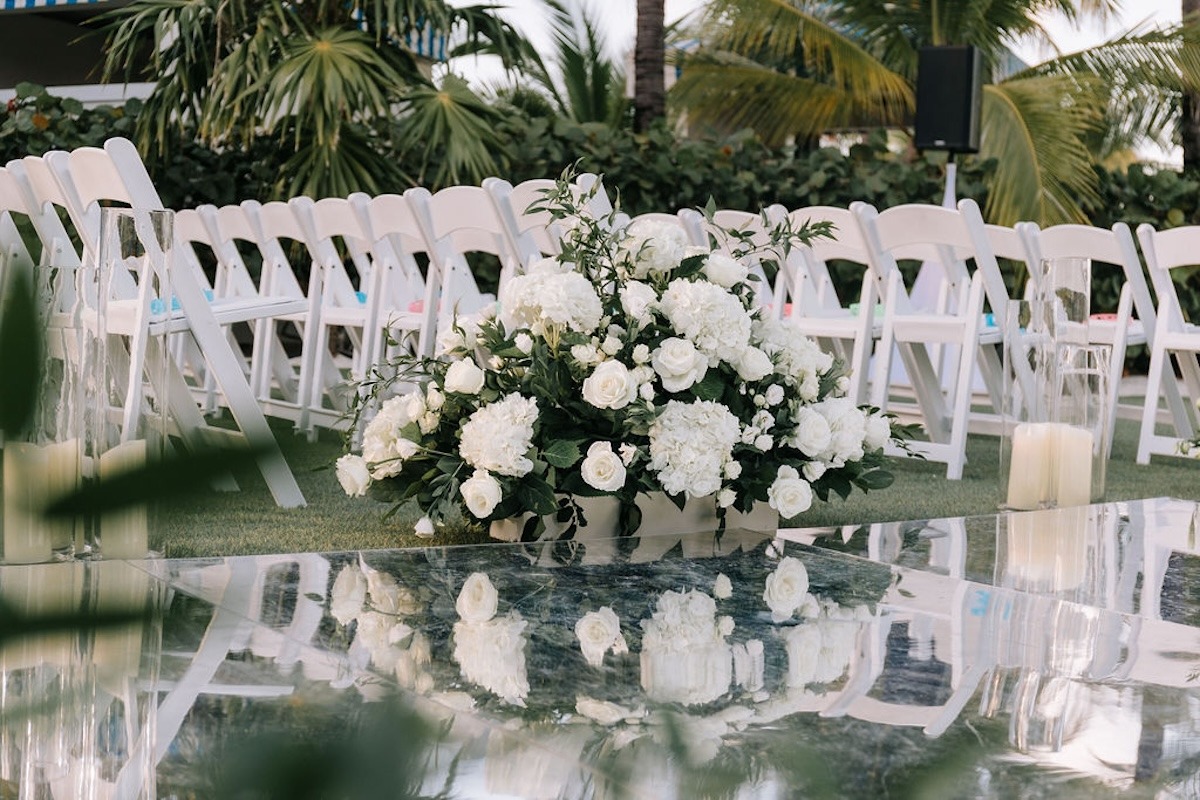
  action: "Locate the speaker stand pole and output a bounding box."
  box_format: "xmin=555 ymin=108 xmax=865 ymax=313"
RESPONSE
xmin=941 ymin=152 xmax=957 ymax=209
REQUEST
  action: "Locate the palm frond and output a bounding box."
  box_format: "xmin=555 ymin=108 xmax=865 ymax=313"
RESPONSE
xmin=397 ymin=75 xmax=505 ymax=187
xmin=979 ymin=76 xmax=1106 ymax=226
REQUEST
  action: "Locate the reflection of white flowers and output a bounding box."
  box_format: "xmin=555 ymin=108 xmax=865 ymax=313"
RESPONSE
xmin=763 ymin=557 xmax=811 ymax=623
xmin=455 ymin=572 xmax=499 ymax=623
xmin=576 ymin=696 xmax=643 ymax=726
xmin=364 ymin=566 xmax=421 ymax=616
xmin=575 ymin=607 xmax=628 ymax=666
xmin=453 ymin=610 xmax=530 ymax=706
xmin=640 ymin=590 xmax=734 ymax=705
xmin=784 ymin=599 xmax=872 ymax=687
xmin=713 ymin=573 xmax=732 ymax=600
xmin=330 ymin=564 xmax=368 ymax=625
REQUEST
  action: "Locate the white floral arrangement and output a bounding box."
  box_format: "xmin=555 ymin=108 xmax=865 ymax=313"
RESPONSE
xmin=337 ymin=173 xmax=904 ymax=538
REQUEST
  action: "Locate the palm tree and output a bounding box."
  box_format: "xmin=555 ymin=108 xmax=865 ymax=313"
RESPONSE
xmin=671 ymin=0 xmax=1200 ymax=225
xmin=1184 ymin=0 xmax=1200 ymax=168
xmin=516 ymin=0 xmax=628 ymax=126
xmin=633 ymin=0 xmax=667 ymax=132
xmin=100 ymin=0 xmax=535 ymax=198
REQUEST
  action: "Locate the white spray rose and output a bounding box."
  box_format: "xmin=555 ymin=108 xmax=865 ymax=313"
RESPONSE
xmin=414 ymin=516 xmax=436 ymax=538
xmin=763 ymin=556 xmax=810 ymax=623
xmin=580 ymin=441 xmax=627 ymax=491
xmin=620 ymin=281 xmax=658 ymax=327
xmin=456 ymin=572 xmax=499 ymax=623
xmin=575 ymin=606 xmax=628 ymax=666
xmin=336 ymin=454 xmax=371 ymax=497
xmin=460 ymin=469 xmax=503 ymax=518
xmin=444 ymin=358 xmax=485 ymax=394
xmin=582 ymin=360 xmax=638 ymax=410
xmin=513 ymin=332 xmax=533 ymax=354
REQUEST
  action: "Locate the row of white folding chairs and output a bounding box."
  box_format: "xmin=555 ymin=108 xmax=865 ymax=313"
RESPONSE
xmin=0 ymin=139 xmax=308 ymax=507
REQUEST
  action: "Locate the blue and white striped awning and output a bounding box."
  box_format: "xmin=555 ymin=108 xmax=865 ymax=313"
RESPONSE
xmin=1 ymin=0 xmax=110 ymax=9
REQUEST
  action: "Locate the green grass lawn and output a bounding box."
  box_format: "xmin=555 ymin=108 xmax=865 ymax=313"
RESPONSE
xmin=153 ymin=414 xmax=1200 ymax=559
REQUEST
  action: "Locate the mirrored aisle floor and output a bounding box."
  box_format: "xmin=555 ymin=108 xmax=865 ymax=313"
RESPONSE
xmin=4 ymin=496 xmax=1200 ymax=798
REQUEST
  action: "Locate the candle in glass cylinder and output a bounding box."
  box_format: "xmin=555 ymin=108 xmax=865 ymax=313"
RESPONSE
xmin=1052 ymin=424 xmax=1094 ymax=507
xmin=97 ymin=439 xmax=149 ymax=560
xmin=2 ymin=444 xmax=54 ymax=564
xmin=1006 ymin=423 xmax=1054 ymax=510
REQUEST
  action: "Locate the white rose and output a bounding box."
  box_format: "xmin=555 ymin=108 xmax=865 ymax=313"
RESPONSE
xmin=652 ymin=337 xmax=708 ymax=392
xmin=571 ymin=343 xmax=601 ymax=366
xmin=735 ymin=346 xmax=774 ymax=382
xmin=864 ymin=412 xmax=891 ymax=451
xmin=717 ymin=488 xmax=736 ymax=508
xmin=580 ymin=441 xmax=627 ymax=491
xmin=575 ymin=607 xmax=627 ymax=666
xmin=336 ymin=454 xmax=371 ymax=497
xmin=703 ymin=252 xmax=749 ymax=288
xmin=460 ymin=469 xmax=502 ymax=518
xmin=330 ymin=565 xmax=367 ymax=625
xmin=763 ymin=556 xmax=810 ymax=623
xmin=456 ymin=572 xmax=499 ymax=623
xmin=414 ymin=516 xmax=435 ymax=538
xmin=601 ymin=335 xmax=623 ymax=356
xmin=803 ymin=461 xmax=827 ymax=482
xmin=724 ymin=461 xmax=742 ymax=480
xmin=582 ymin=360 xmax=638 ymax=410
xmin=713 ymin=573 xmax=733 ymax=600
xmin=632 ymin=343 xmax=651 ymax=364
xmin=791 ymin=407 xmax=833 ymax=457
xmin=768 ymin=465 xmax=813 ymax=519
xmin=620 ymin=281 xmax=658 ymax=326
xmin=444 ymin=358 xmax=485 ymax=394
xmin=514 ymin=332 xmax=533 ymax=354
xmin=765 ymin=384 xmax=785 ymax=406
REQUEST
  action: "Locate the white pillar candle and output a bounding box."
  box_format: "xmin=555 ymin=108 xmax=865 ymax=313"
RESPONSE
xmin=1005 ymin=506 xmax=1088 ymax=592
xmin=1052 ymin=424 xmax=1094 ymax=507
xmin=1006 ymin=422 xmax=1054 ymax=510
xmin=97 ymin=440 xmax=149 ymax=560
xmin=2 ymin=444 xmax=54 ymax=564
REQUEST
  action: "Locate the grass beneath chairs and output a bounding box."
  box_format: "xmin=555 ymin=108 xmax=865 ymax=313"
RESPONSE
xmin=155 ymin=414 xmax=1200 ymax=558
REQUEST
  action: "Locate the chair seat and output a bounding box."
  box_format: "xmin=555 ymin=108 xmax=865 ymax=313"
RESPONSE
xmin=103 ymin=295 xmax=309 ymax=336
xmin=1088 ymin=317 xmax=1146 ymax=347
xmin=890 ymin=314 xmax=1002 ymax=346
xmin=787 ymin=311 xmax=883 ymax=339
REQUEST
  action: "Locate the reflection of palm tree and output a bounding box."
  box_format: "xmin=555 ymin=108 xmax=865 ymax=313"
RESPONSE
xmin=672 ymin=0 xmax=1200 ymax=225
xmin=100 ymin=0 xmax=533 ymax=197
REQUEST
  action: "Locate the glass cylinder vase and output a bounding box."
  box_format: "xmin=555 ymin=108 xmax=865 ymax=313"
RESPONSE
xmin=1000 ymin=300 xmax=1110 ymax=510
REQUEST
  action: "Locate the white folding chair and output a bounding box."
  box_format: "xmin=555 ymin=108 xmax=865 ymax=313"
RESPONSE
xmin=44 ymin=138 xmax=306 ymax=507
xmin=483 ymin=176 xmax=561 ymax=262
xmin=1133 ymin=223 xmax=1200 ymax=463
xmin=853 ymin=199 xmax=1011 ymax=479
xmin=406 ymin=185 xmax=515 ymax=319
xmin=1019 ymin=222 xmax=1157 ymax=454
xmin=770 ymin=204 xmax=882 ymax=405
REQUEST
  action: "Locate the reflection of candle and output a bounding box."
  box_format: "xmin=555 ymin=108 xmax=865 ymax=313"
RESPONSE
xmin=93 ymin=561 xmax=149 ymax=696
xmin=1005 ymin=507 xmax=1088 ymax=591
xmin=98 ymin=440 xmax=149 ymax=560
xmin=0 ymin=563 xmax=84 ymax=669
xmin=43 ymin=439 xmax=80 ymax=553
xmin=1007 ymin=423 xmax=1053 ymax=510
xmin=3 ymin=444 xmax=54 ymax=564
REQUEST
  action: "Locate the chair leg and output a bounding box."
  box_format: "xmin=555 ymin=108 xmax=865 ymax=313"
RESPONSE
xmin=1137 ymin=340 xmax=1169 ymax=465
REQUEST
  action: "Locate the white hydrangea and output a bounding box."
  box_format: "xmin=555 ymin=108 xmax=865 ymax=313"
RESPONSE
xmin=499 ymin=270 xmax=603 ymax=335
xmin=648 ymin=400 xmax=741 ymax=498
xmin=659 ymin=278 xmax=752 ymax=367
xmin=459 ymin=394 xmax=539 ymax=477
xmin=622 ymin=218 xmax=689 ymax=278
xmin=754 ymin=317 xmax=834 ymax=400
xmin=620 ymin=281 xmax=659 ymax=327
xmin=361 ymin=393 xmax=423 ymax=478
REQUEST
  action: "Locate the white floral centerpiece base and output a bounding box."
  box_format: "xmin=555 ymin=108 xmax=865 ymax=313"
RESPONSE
xmin=488 ymin=493 xmax=777 ymax=542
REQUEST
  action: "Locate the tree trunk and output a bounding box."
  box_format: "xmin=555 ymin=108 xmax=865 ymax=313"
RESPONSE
xmin=1184 ymin=0 xmax=1200 ymax=169
xmin=633 ymin=0 xmax=665 ymax=132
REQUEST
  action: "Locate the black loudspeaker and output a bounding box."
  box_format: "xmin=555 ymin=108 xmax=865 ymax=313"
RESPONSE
xmin=914 ymin=45 xmax=983 ymax=153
